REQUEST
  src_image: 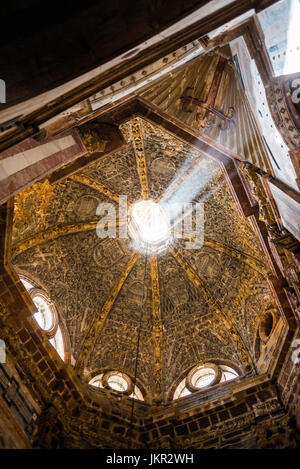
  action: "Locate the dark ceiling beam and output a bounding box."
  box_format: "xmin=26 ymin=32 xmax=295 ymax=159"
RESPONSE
xmin=0 ymin=0 xmax=279 ymax=153
xmin=0 ymin=0 xmax=210 ymax=108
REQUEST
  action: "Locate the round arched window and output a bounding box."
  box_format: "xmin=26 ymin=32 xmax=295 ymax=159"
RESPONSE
xmin=49 ymin=325 xmax=65 ymax=361
xmin=107 ymin=373 xmax=129 ymax=392
xmin=88 ymin=371 xmax=144 ymax=401
xmin=219 ymin=365 xmax=239 ymax=382
xmin=189 ymin=365 xmax=217 ymax=389
xmin=33 ymin=295 xmax=55 ymax=332
xmin=172 ymin=362 xmax=240 ymax=400
xmin=20 ymin=276 xmax=66 ymax=361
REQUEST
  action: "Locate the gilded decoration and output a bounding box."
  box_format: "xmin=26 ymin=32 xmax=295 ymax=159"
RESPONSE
xmin=14 ymin=180 xmax=55 ymax=230
xmin=1 ymin=7 xmax=300 ymax=450
xmin=77 ymin=123 xmax=109 ymax=154
xmin=140 ymin=48 xmax=273 ymax=173
xmin=11 ymin=117 xmax=277 ymax=401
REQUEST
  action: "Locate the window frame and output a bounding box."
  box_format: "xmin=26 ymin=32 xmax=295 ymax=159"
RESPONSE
xmin=186 ymin=363 xmax=221 ymax=392
xmin=88 ymin=370 xmax=145 ymax=401
xmin=30 ymin=288 xmax=58 ymax=338
xmin=19 ymin=275 xmax=69 ymax=362
xmin=171 ymin=360 xmax=241 ymax=401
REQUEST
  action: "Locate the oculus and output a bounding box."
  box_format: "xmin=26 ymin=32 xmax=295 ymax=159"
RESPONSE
xmin=89 ymin=371 xmax=144 ymax=400
xmin=20 ymin=277 xmax=66 ymax=361
xmin=128 ymin=199 xmax=172 ymax=255
xmin=173 ymin=362 xmax=239 ymax=400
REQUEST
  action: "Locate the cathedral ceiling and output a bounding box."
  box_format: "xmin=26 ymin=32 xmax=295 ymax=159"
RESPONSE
xmin=11 ymin=116 xmax=277 ymax=402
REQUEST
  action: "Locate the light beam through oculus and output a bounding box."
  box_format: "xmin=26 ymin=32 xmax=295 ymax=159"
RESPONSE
xmin=128 ymin=200 xmax=172 ymax=255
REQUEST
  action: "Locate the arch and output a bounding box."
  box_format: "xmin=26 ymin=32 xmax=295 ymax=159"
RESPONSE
xmin=259 ymin=308 xmax=277 ymax=343
xmin=170 ymin=359 xmax=241 ymax=401
xmin=87 ymin=369 xmax=146 ymax=402
xmin=18 ymin=274 xmax=70 ymax=363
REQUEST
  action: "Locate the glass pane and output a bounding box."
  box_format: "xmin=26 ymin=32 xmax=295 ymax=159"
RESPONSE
xmin=33 ymin=296 xmax=54 ymax=331
xmin=174 ymin=378 xmax=192 ymax=400
xmin=129 ymin=385 xmax=144 ymax=401
xmin=179 ymin=386 xmax=191 ymax=398
xmin=89 ymin=374 xmax=104 ymax=388
xmin=191 ymin=367 xmax=216 ymax=388
xmin=223 ymin=371 xmax=237 ymax=381
xmin=258 ymin=0 xmax=300 ymax=76
xmin=220 ymin=365 xmax=238 ymax=382
xmin=21 ymin=278 xmax=34 ymax=291
xmin=49 ymin=325 xmax=64 ymax=360
xmin=107 ymin=374 xmax=128 ymax=392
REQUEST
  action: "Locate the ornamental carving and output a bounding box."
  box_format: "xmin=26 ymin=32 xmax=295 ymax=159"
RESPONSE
xmin=10 ymin=117 xmax=278 ymax=406
xmin=240 ymin=162 xmax=276 ymax=227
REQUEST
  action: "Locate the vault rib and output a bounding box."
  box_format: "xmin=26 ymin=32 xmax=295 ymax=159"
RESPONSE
xmin=156 ymin=154 xmax=202 ymax=204
xmin=177 ymin=235 xmax=266 ymax=274
xmin=168 ymin=245 xmax=255 ymax=371
xmin=129 ymin=118 xmax=149 ymax=200
xmin=75 ymin=252 xmax=140 ymax=376
xmin=12 ymin=219 xmax=125 ymax=257
xmin=150 ymin=255 xmax=164 ymax=404
xmin=169 ymin=245 xmax=221 ymax=310
xmin=70 ymin=173 xmax=124 ymax=206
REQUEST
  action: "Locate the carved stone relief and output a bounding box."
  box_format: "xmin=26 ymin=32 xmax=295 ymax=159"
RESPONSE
xmin=11 ymin=117 xmax=281 ymax=401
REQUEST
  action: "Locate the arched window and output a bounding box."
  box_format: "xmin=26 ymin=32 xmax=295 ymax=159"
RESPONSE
xmin=20 ymin=276 xmax=66 ymax=361
xmin=88 ymin=371 xmax=144 ymax=401
xmin=32 ymin=295 xmax=55 ymax=332
xmin=219 ymin=365 xmax=239 ymax=383
xmin=173 ymin=379 xmax=191 ymax=400
xmin=49 ymin=325 xmax=65 ymax=361
xmin=89 ymin=373 xmax=104 ymax=388
xmin=172 ymin=362 xmax=240 ymax=400
xmin=189 ymin=365 xmax=217 ymax=388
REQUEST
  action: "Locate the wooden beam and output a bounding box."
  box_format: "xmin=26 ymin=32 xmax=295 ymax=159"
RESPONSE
xmin=177 ymin=235 xmax=266 ymax=274
xmin=70 ymin=173 xmax=122 ymax=205
xmin=169 ymin=245 xmax=224 ymax=312
xmin=0 ymin=1 xmax=278 ymax=153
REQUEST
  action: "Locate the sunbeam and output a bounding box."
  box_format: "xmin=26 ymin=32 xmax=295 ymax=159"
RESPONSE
xmin=128 ymin=153 xmax=219 ymax=255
